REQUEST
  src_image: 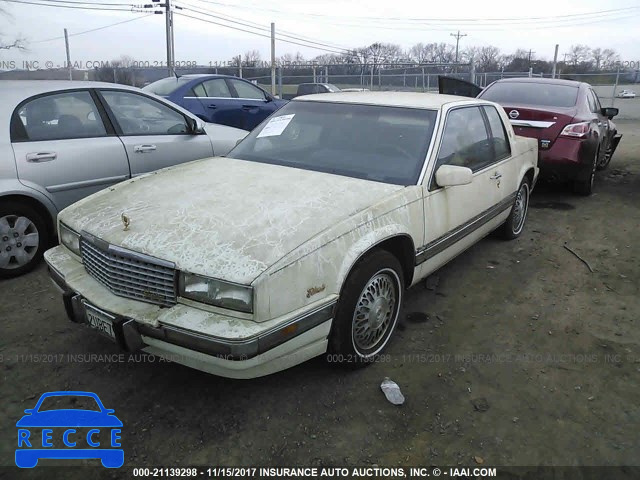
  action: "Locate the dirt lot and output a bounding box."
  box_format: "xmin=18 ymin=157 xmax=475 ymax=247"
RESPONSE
xmin=1 ymin=115 xmax=639 ymax=479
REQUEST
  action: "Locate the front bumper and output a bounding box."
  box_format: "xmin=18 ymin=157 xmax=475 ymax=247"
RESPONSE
xmin=44 ymin=246 xmax=335 ymax=379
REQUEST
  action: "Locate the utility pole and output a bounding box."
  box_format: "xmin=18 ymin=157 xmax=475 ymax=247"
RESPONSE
xmin=527 ymin=49 xmax=535 ymax=68
xmin=551 ymin=44 xmax=559 ymax=79
xmin=64 ymin=28 xmax=72 ymax=81
xmin=165 ymin=0 xmax=174 ymax=76
xmin=450 ymin=30 xmax=467 ymax=64
xmin=270 ymin=22 xmax=276 ymax=95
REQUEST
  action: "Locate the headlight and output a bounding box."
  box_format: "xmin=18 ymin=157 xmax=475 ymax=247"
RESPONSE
xmin=59 ymin=222 xmax=81 ymax=256
xmin=179 ymin=272 xmax=253 ymax=313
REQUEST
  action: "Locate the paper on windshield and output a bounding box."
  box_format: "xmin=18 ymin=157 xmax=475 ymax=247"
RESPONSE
xmin=256 ymin=114 xmax=295 ymax=138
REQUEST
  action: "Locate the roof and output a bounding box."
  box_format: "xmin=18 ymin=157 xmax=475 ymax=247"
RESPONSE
xmin=0 ymin=80 xmax=142 ymax=104
xmin=494 ymin=77 xmax=583 ymax=87
xmin=294 ymin=91 xmax=484 ymax=109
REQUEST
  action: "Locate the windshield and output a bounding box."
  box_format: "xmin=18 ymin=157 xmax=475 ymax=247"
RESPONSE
xmin=142 ymin=77 xmax=193 ymax=96
xmin=479 ymin=82 xmax=579 ymax=108
xmin=38 ymin=395 xmax=101 ymax=412
xmin=228 ymin=101 xmax=436 ymax=185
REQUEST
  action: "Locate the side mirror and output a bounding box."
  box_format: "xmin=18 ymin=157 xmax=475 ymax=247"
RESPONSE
xmin=601 ymin=107 xmax=618 ymax=119
xmin=264 ymin=94 xmax=274 ymax=103
xmin=186 ymin=117 xmax=205 ymax=134
xmin=24 ymin=409 xmax=34 ymax=414
xmin=105 ymin=409 xmax=115 ymax=414
xmin=435 ymin=165 xmax=473 ymax=187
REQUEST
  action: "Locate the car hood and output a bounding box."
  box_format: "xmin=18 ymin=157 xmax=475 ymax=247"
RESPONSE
xmin=16 ymin=410 xmax=123 ymax=428
xmin=60 ymin=157 xmax=404 ymax=285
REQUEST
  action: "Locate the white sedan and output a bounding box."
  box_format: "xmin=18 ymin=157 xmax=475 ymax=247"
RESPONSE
xmin=616 ymin=89 xmax=636 ymax=98
xmin=44 ymin=92 xmax=538 ymax=379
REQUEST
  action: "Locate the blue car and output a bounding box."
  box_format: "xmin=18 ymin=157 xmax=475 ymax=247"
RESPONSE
xmin=143 ymin=74 xmax=287 ymax=131
xmin=16 ymin=391 xmax=124 ymax=468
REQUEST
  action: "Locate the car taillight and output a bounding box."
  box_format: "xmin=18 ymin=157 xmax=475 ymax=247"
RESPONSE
xmin=560 ymin=122 xmax=590 ymax=138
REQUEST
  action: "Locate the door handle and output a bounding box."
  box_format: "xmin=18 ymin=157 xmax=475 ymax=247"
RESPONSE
xmin=207 ymin=104 xmax=217 ymax=109
xmin=133 ymin=144 xmax=157 ymax=153
xmin=242 ymin=105 xmax=258 ymax=111
xmin=26 ymin=152 xmax=57 ymax=162
xmin=490 ymin=172 xmax=502 ymax=180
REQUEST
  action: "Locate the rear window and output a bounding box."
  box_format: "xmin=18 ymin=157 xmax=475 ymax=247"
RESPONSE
xmin=142 ymin=77 xmax=193 ymax=96
xmin=480 ymin=82 xmax=579 ymax=108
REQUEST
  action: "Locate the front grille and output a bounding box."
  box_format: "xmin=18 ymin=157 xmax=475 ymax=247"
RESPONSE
xmin=80 ymin=237 xmax=177 ymax=307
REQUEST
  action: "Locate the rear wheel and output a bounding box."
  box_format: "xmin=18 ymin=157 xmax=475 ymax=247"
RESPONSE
xmin=0 ymin=202 xmax=50 ymax=279
xmin=327 ymin=250 xmax=404 ymax=368
xmin=573 ymin=149 xmax=598 ymax=196
xmin=597 ymin=141 xmax=614 ymax=171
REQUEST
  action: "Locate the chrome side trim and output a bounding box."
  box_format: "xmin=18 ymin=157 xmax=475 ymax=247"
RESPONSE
xmin=137 ymin=300 xmax=337 ymax=360
xmin=510 ymin=120 xmax=556 ymax=129
xmin=415 ymin=192 xmax=516 ymax=265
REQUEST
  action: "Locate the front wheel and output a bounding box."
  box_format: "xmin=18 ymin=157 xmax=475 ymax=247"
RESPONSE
xmin=327 ymin=250 xmax=404 ymax=368
xmin=501 ymin=179 xmax=530 ymax=240
xmin=0 ymin=202 xmax=50 ymax=279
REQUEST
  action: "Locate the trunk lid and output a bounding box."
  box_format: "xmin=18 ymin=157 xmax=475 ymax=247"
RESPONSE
xmin=498 ymin=104 xmax=576 ymax=150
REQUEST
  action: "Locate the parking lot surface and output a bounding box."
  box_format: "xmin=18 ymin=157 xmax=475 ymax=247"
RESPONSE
xmin=1 ymin=113 xmax=639 ymax=478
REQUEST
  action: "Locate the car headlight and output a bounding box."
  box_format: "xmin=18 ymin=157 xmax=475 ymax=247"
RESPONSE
xmin=179 ymin=272 xmax=253 ymax=313
xmin=59 ymin=222 xmax=81 ymax=256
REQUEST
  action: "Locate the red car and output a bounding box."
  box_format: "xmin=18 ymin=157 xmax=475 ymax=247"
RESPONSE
xmin=440 ymin=77 xmax=622 ymax=195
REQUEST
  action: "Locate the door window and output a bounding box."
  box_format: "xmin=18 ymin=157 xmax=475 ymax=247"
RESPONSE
xmin=189 ymin=83 xmax=207 ymax=97
xmin=100 ymin=91 xmax=189 ymax=135
xmin=201 ymin=79 xmax=232 ymax=98
xmin=228 ymin=79 xmax=266 ymax=100
xmin=483 ymin=106 xmax=511 ymax=161
xmin=434 ymin=106 xmax=492 ymax=179
xmin=13 ymin=91 xmax=107 ymax=142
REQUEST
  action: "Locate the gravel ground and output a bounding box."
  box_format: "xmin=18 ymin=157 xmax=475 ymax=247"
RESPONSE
xmin=1 ymin=114 xmax=639 ymax=480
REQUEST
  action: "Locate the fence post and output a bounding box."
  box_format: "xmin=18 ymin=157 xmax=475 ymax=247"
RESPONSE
xmin=421 ymin=67 xmax=425 ymax=92
xmin=528 ymin=67 xmax=533 ymax=78
xmin=278 ymin=66 xmax=283 ymax=99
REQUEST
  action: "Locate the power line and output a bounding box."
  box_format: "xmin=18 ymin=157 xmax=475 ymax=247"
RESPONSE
xmin=175 ymin=3 xmax=353 ymax=54
xmin=3 ymin=0 xmax=139 ymax=12
xmin=178 ymin=1 xmax=640 ymax=25
xmin=178 ymin=0 xmax=352 ymax=51
xmin=31 ymin=14 xmax=153 ymax=44
xmin=173 ymin=11 xmax=358 ymax=56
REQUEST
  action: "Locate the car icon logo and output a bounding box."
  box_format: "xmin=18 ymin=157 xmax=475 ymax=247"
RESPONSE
xmin=509 ymin=109 xmax=520 ymax=119
xmin=15 ymin=391 xmax=124 ymax=468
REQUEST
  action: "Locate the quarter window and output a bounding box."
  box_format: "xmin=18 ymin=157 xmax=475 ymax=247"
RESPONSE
xmin=434 ymin=106 xmax=492 ymax=176
xmin=14 ymin=91 xmax=106 ymax=142
xmin=589 ymin=89 xmax=602 ymax=112
xmin=483 ymin=106 xmax=511 ymax=161
xmin=100 ymin=91 xmax=189 ymax=135
xmin=228 ymin=79 xmax=266 ymax=100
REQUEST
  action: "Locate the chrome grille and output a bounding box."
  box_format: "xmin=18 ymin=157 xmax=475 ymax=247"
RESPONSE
xmin=80 ymin=237 xmax=177 ymax=307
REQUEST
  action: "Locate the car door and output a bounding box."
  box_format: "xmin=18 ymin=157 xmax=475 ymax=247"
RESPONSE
xmin=417 ymin=105 xmax=507 ymax=272
xmin=10 ymin=90 xmax=130 ymax=211
xmin=226 ymin=78 xmax=278 ymax=130
xmin=192 ymin=77 xmax=239 ymax=128
xmin=97 ymin=89 xmax=214 ymax=176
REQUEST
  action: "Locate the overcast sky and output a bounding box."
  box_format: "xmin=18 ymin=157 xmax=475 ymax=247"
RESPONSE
xmin=1 ymin=0 xmax=639 ymax=68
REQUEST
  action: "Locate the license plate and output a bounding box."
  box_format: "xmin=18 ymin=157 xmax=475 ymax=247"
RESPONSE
xmin=83 ymin=303 xmax=116 ymax=341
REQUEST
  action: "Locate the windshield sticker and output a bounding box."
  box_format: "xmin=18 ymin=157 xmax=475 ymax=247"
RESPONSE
xmin=256 ymin=114 xmax=295 ymax=138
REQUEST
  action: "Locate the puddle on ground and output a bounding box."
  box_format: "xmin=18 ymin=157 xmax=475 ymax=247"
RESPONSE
xmin=530 ymin=201 xmax=575 ymax=210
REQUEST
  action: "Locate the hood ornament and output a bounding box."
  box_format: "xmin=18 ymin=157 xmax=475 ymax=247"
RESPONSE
xmin=121 ymin=213 xmax=130 ymax=231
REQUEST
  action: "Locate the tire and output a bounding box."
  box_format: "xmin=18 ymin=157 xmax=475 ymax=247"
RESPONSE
xmin=573 ymin=149 xmax=598 ymax=196
xmin=0 ymin=201 xmax=50 ymax=279
xmin=327 ymin=249 xmax=404 ymax=368
xmin=501 ymin=178 xmax=531 ymax=240
xmin=597 ymin=141 xmax=614 ymax=171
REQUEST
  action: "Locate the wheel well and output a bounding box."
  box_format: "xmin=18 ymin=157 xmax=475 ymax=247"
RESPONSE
xmin=375 ymin=235 xmax=415 ymax=287
xmin=0 ymin=194 xmax=55 ymax=240
xmin=524 ymin=168 xmax=535 ymax=185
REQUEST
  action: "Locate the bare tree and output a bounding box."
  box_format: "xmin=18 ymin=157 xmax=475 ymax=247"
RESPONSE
xmin=0 ymin=6 xmax=27 ymax=51
xmin=242 ymin=49 xmax=261 ymax=67
xmin=94 ymin=56 xmax=141 ymax=86
xmin=409 ymin=43 xmax=437 ymax=64
xmin=602 ymin=48 xmax=619 ymax=69
xmin=591 ymin=48 xmax=603 ymax=70
xmin=568 ymin=44 xmax=591 ymax=66
xmin=477 ymin=46 xmax=501 ymax=72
